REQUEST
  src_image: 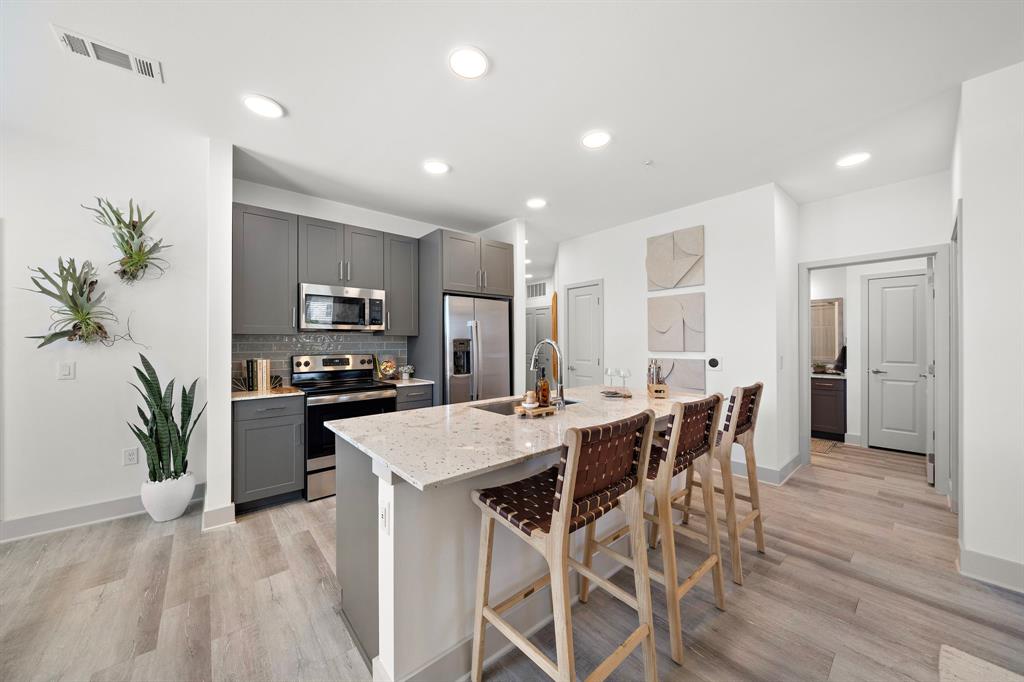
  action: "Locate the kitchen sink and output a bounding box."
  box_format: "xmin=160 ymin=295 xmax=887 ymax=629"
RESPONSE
xmin=471 ymin=398 xmax=580 ymax=416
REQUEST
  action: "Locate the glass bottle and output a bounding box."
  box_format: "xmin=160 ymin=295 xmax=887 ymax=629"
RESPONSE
xmin=536 ymin=367 xmax=550 ymax=407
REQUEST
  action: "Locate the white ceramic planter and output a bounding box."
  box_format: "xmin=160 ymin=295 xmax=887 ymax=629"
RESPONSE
xmin=402 ymin=372 xmax=411 ymax=381
xmin=140 ymin=472 xmax=195 ymax=522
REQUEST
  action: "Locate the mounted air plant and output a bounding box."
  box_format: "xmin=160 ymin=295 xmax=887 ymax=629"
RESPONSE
xmin=83 ymin=197 xmax=170 ymax=282
xmin=128 ymin=354 xmax=207 ymax=483
xmin=25 ymin=258 xmax=117 ymax=347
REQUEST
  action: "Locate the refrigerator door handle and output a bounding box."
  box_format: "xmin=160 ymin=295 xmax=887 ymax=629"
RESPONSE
xmin=468 ymin=319 xmax=480 ymax=401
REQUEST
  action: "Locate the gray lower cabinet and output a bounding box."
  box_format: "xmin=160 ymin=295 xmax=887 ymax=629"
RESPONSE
xmin=384 ymin=234 xmax=418 ymax=335
xmin=442 ymin=230 xmax=483 ymax=293
xmin=811 ymin=377 xmax=847 ymax=436
xmin=232 ymin=204 xmax=298 ymax=334
xmin=480 ymin=239 xmax=514 ymax=296
xmin=232 ymin=397 xmax=305 ymax=503
xmin=395 ymin=384 xmax=433 ymax=410
xmin=298 ymin=217 xmax=384 ymax=290
xmin=298 ymin=216 xmax=346 ymax=286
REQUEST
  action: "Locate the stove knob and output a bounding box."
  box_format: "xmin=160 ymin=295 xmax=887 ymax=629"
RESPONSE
xmin=295 ymin=361 xmax=301 ymax=368
xmin=303 ymin=360 xmax=311 ymax=367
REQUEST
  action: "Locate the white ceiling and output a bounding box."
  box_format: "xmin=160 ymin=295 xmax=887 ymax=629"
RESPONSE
xmin=4 ymin=2 xmax=1023 ymax=281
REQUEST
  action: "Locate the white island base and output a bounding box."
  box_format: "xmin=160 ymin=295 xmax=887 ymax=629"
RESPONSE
xmin=330 ymin=386 xmax=692 ymax=681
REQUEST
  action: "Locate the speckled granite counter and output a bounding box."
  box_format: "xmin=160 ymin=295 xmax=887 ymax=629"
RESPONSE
xmin=381 ymin=377 xmax=435 ymax=387
xmin=326 ymin=384 xmax=702 ymax=491
xmin=230 ymin=386 xmax=304 ymax=401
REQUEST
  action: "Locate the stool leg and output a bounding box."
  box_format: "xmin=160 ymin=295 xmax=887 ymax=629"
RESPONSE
xmin=578 ymin=523 xmax=595 ymax=603
xmin=655 ymin=479 xmax=685 ymax=665
xmin=718 ymin=451 xmax=744 ymax=585
xmin=622 ymin=487 xmax=659 ymax=682
xmin=742 ymin=437 xmax=767 ymax=554
xmin=648 ymin=496 xmax=660 ymax=549
xmin=680 ymin=467 xmax=695 ymax=524
xmin=471 ymin=516 xmax=495 ymax=682
xmin=547 ymin=543 xmax=576 ymax=682
xmin=697 ymin=454 xmax=726 ymax=610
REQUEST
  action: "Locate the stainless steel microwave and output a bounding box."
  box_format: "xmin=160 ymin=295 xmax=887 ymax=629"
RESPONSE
xmin=299 ymin=283 xmax=386 ymax=332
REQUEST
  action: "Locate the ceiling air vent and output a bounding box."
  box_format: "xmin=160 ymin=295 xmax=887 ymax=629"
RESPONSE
xmin=52 ymin=25 xmax=164 ymax=83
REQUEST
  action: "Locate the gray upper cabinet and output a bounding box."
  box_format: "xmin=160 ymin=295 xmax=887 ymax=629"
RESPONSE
xmin=442 ymin=231 xmax=483 ymax=293
xmin=384 ymin=234 xmax=418 ymax=336
xmin=233 ymin=203 xmax=298 ymax=334
xmin=480 ymin=239 xmax=514 ymax=297
xmin=298 ymin=216 xmax=345 ymax=286
xmin=346 ymin=225 xmax=385 ymax=290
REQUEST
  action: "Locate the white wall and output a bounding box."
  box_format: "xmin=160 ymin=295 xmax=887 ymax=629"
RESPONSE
xmin=798 ymin=171 xmax=952 ymax=262
xmin=555 ymin=184 xmax=797 ymax=476
xmin=953 ymin=61 xmax=1024 ymax=590
xmin=809 ymin=268 xmax=846 ymax=300
xmin=773 ymin=187 xmax=800 ymax=478
xmin=233 ymin=180 xmax=443 ymax=239
xmin=1 ymin=125 xmax=210 ymax=527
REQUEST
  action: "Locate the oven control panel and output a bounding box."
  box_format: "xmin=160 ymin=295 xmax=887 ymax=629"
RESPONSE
xmin=292 ymin=354 xmax=374 ymax=372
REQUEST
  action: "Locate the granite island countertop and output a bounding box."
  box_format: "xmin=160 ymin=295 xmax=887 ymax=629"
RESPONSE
xmin=326 ymin=384 xmax=707 ymax=491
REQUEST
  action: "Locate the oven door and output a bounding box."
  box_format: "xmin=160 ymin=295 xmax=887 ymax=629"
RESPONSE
xmin=305 ymin=390 xmax=398 ymax=464
xmin=300 ymin=283 xmax=385 ymax=331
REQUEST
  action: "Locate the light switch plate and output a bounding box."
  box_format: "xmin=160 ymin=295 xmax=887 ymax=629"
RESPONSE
xmin=57 ymin=361 xmax=76 ymax=380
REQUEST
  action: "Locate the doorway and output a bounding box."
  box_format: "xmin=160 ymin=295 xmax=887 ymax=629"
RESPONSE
xmin=525 ymin=305 xmax=553 ymax=389
xmin=564 ymin=280 xmax=603 ymax=387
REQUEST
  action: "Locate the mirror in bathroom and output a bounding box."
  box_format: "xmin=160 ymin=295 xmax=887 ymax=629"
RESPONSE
xmin=810 ymin=297 xmax=844 ymax=368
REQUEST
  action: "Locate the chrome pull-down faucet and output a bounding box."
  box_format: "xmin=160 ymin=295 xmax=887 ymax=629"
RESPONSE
xmin=530 ymin=338 xmax=566 ymax=410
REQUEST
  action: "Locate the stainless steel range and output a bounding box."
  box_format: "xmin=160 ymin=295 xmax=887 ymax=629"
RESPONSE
xmin=290 ymin=354 xmax=397 ymax=500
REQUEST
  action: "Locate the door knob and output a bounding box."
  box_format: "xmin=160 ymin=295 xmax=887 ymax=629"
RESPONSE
xmin=568 ymin=365 xmax=576 ymax=371
xmin=870 ymin=368 xmax=888 ymax=374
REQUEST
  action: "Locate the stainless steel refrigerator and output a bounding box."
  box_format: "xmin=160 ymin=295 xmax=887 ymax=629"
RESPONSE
xmin=444 ymin=295 xmax=511 ymax=403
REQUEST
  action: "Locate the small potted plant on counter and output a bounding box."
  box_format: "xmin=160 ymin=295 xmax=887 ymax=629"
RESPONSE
xmin=128 ymin=354 xmax=206 ymax=522
xmin=399 ymin=364 xmax=415 ymax=381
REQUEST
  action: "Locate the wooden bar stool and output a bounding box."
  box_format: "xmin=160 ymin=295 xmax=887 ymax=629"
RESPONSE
xmin=680 ymin=382 xmax=767 ymax=585
xmin=470 ymin=411 xmax=659 ymax=682
xmin=580 ymin=395 xmax=727 ymax=665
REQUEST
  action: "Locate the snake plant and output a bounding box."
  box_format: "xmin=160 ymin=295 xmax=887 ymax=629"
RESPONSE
xmin=26 ymin=258 xmax=116 ymax=347
xmin=84 ymin=197 xmax=170 ymax=282
xmin=128 ymin=354 xmax=207 ymax=482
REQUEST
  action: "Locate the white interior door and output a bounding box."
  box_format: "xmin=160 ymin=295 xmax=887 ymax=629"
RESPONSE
xmin=566 ymin=281 xmax=603 ymax=387
xmin=868 ymin=274 xmax=928 ymax=453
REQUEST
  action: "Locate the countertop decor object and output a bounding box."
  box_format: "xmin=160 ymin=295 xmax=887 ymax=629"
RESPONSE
xmin=129 ymin=354 xmax=206 ymax=522
xmin=26 ymin=257 xmax=117 ymax=347
xmin=398 ymin=364 xmax=414 ymax=380
xmin=84 ymin=197 xmax=170 ymax=282
xmin=514 ymin=403 xmax=555 ymax=418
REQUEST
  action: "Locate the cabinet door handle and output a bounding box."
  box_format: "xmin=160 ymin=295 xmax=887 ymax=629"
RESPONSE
xmin=297 ymin=424 xmax=304 ymax=445
xmin=339 ymin=261 xmax=344 ymax=280
xmin=483 ymin=270 xmax=488 ymax=288
xmin=347 ymin=261 xmax=352 ymax=281
xmin=292 ymin=306 xmax=297 ymax=328
xmin=387 ymin=311 xmax=391 ymax=330
xmin=405 ymin=391 xmax=426 ymax=397
xmin=257 ymin=406 xmax=286 ymax=413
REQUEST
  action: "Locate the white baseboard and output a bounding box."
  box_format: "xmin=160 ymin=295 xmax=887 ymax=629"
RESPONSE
xmin=730 ymin=455 xmax=803 ymax=486
xmin=202 ymin=503 xmax=236 ymax=531
xmin=844 ymin=432 xmax=863 ymax=446
xmin=959 ymin=543 xmax=1024 ymax=594
xmin=0 ymin=483 xmax=206 ymax=543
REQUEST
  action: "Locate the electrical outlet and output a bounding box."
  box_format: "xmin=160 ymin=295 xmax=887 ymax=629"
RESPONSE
xmin=122 ymin=446 xmax=139 ymax=466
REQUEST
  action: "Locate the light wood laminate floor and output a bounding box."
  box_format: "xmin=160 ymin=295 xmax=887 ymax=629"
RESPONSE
xmin=1 ymin=445 xmax=1022 ymax=681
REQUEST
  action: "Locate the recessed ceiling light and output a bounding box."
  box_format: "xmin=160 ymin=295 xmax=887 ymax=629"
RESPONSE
xmin=526 ymin=197 xmax=547 ymax=209
xmin=524 ymin=239 xmax=529 ymax=244
xmin=243 ymin=94 xmax=284 ymax=118
xmin=836 ymin=151 xmax=871 ymax=168
xmin=448 ymin=46 xmax=489 ymax=79
xmin=581 ymin=129 xmax=611 ymax=149
xmin=525 ymin=273 xmax=534 ymax=279
xmin=524 ymin=259 xmax=532 ymax=264
xmin=423 ymin=160 xmax=450 ymax=175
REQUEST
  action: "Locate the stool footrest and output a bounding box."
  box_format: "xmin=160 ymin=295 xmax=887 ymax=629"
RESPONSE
xmin=673 ymin=523 xmax=709 ymax=544
xmin=492 ymin=573 xmax=551 ymax=616
xmin=737 ymin=509 xmax=760 ymax=532
xmin=585 ymin=624 xmax=651 ymax=682
xmin=568 ymin=557 xmax=638 ymax=611
xmin=483 ymin=606 xmax=559 ymax=679
xmin=676 ymin=555 xmax=718 ymax=601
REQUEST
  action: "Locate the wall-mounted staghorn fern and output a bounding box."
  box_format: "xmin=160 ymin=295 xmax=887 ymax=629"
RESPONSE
xmin=25 ymin=258 xmax=117 ymax=347
xmin=84 ymin=197 xmax=171 ymax=282
xmin=128 ymin=354 xmax=207 ymax=482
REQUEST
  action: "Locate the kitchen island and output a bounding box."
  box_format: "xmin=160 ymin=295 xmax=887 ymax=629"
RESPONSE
xmin=327 ymin=384 xmax=705 ymax=682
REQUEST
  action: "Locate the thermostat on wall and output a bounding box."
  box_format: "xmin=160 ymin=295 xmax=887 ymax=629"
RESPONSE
xmin=707 ymin=357 xmax=723 ymax=371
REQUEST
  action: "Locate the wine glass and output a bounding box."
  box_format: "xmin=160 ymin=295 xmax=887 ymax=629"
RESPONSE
xmin=617 ymin=368 xmax=632 ymax=391
xmin=605 ymin=367 xmax=619 ymax=390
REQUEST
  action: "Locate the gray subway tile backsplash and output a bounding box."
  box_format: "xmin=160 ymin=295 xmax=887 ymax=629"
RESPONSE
xmin=232 ymin=333 xmax=408 ymax=385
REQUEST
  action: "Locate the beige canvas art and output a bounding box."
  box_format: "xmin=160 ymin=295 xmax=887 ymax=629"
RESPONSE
xmin=648 ymin=293 xmax=705 ymax=352
xmin=646 ymin=225 xmax=704 ymax=290
xmin=653 ymin=358 xmax=706 ymax=393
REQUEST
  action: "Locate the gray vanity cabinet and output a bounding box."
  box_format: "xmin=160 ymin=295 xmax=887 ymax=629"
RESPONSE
xmin=441 ymin=230 xmax=483 ymax=293
xmin=346 ymin=225 xmax=385 ymax=290
xmin=298 ymin=217 xmax=384 ymax=290
xmin=384 ymin=234 xmax=418 ymax=336
xmin=232 ymin=396 xmax=305 ymax=504
xmin=480 ymin=239 xmax=514 ymax=297
xmin=298 ymin=216 xmax=346 ymax=285
xmin=232 ymin=203 xmax=298 ymax=334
